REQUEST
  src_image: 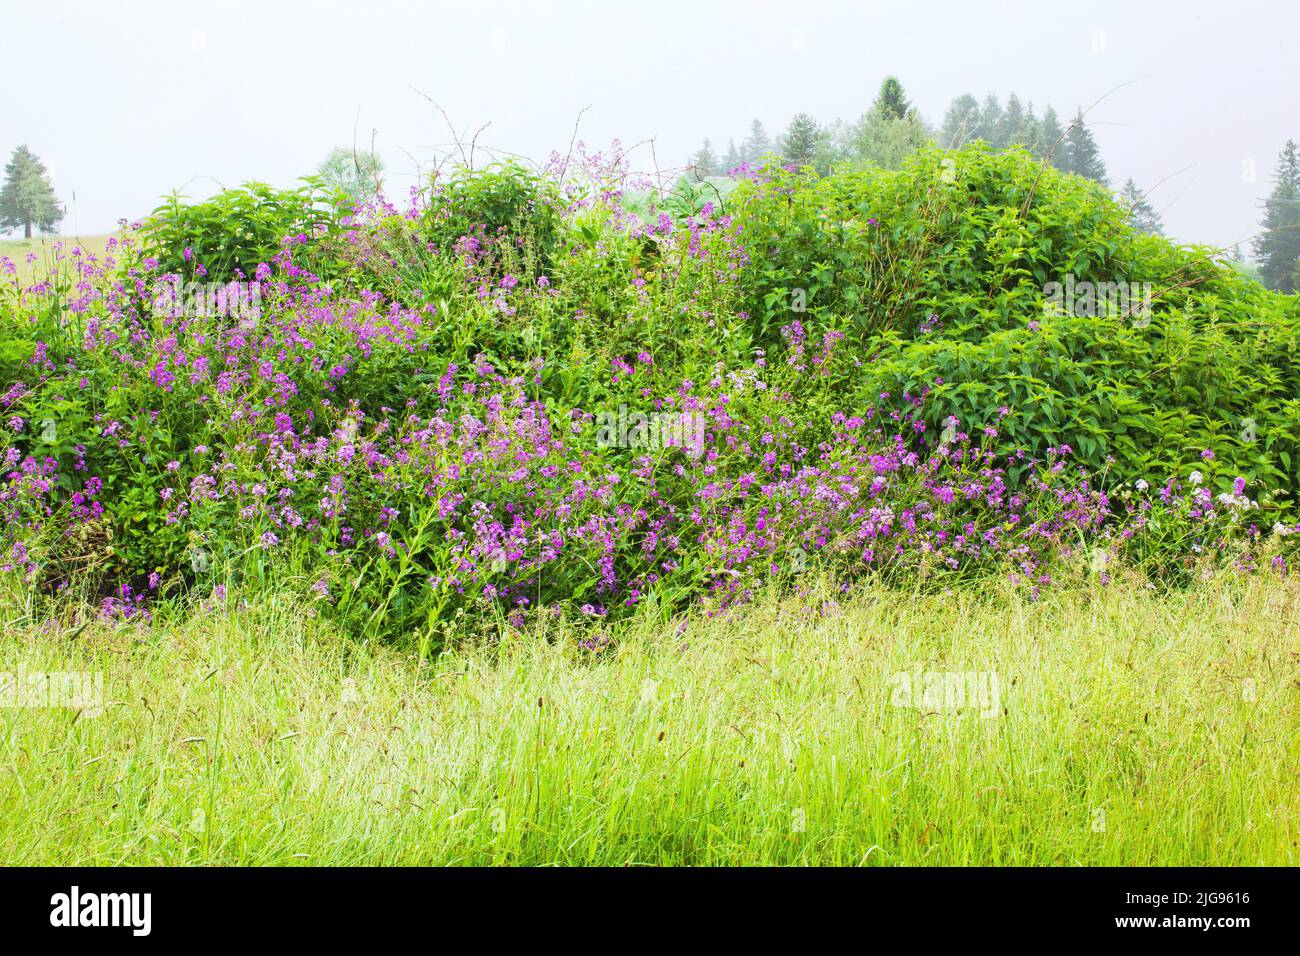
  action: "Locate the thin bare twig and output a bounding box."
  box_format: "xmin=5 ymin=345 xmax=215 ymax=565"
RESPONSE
xmin=1019 ymin=77 xmax=1145 ymax=220
xmin=558 ymin=104 xmax=592 ymax=184
xmin=1131 ymin=164 xmax=1195 ymax=209
xmin=467 ymin=121 xmax=492 ymax=171
xmin=410 ymin=87 xmax=468 ymax=166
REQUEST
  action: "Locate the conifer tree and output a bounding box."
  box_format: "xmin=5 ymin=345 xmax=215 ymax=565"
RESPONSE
xmin=1253 ymin=140 xmax=1300 ymax=292
xmin=1118 ymin=178 xmax=1164 ymax=236
xmin=998 ymin=94 xmax=1029 ymax=148
xmin=940 ymin=94 xmax=981 ymax=148
xmin=1038 ymin=106 xmax=1066 ymax=166
xmin=978 ymin=95 xmax=1004 ymax=147
xmin=782 ymin=113 xmax=821 ymax=169
xmin=852 ymin=80 xmax=930 ymax=170
xmin=742 ymin=119 xmax=772 ymax=163
xmin=0 ymin=145 xmax=62 ymax=239
xmin=1021 ymin=101 xmax=1041 ymax=151
xmin=873 ymin=76 xmax=912 ymax=121
xmin=722 ymin=138 xmax=741 ymax=173
xmin=1061 ymin=110 xmax=1108 ymax=184
xmin=690 ymin=139 xmax=720 ymax=179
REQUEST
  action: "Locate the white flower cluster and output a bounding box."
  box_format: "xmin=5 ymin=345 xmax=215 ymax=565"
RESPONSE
xmin=1215 ymin=492 xmax=1258 ymax=510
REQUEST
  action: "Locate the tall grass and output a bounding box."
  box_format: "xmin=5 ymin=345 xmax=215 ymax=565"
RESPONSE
xmin=2 ymin=575 xmax=1295 ymax=865
xmin=0 ymin=234 xmax=113 ymax=282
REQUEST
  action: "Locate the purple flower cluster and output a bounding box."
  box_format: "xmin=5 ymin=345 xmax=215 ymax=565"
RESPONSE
xmin=0 ymin=184 xmax=1289 ymax=633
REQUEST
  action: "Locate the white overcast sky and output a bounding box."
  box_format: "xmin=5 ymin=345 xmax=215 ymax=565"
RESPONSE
xmin=3 ymin=0 xmax=1297 ymax=250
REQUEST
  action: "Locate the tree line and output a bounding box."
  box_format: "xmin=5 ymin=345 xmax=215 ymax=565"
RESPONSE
xmin=687 ymin=77 xmax=1300 ymax=291
xmin=691 ymin=78 xmax=1153 ymax=220
xmin=3 ymin=81 xmax=1299 ymax=292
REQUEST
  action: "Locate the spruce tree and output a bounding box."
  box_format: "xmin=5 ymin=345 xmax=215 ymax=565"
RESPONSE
xmin=722 ymin=138 xmax=741 ymax=173
xmin=852 ymin=107 xmax=930 ymax=170
xmin=873 ymin=76 xmax=912 ymax=121
xmin=940 ymin=94 xmax=981 ymax=148
xmin=782 ymin=113 xmax=821 ymax=169
xmin=1118 ymin=179 xmax=1164 ymax=236
xmin=978 ymin=95 xmax=1003 ymax=147
xmin=742 ymin=119 xmax=772 ymax=163
xmin=0 ymin=144 xmax=62 ymax=239
xmin=1061 ymin=110 xmax=1108 ymax=184
xmin=690 ymin=139 xmax=720 ymax=180
xmin=1038 ymin=106 xmax=1066 ymax=166
xmin=1021 ymin=101 xmax=1042 ymax=152
xmin=998 ymin=94 xmax=1029 ymax=148
xmin=1253 ymin=140 xmax=1300 ymax=292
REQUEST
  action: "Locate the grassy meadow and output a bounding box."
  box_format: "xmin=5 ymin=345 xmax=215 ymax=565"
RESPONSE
xmin=0 ymin=234 xmax=113 ymax=282
xmin=2 ymin=575 xmax=1295 ymax=866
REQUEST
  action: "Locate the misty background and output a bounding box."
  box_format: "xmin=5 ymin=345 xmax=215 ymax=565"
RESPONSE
xmin=2 ymin=0 xmax=1296 ymax=251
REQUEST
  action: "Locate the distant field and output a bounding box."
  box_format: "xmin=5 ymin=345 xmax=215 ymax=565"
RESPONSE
xmin=0 ymin=234 xmax=114 ymax=282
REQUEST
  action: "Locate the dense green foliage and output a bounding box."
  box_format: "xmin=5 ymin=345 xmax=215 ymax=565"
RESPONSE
xmin=141 ymin=178 xmax=351 ymax=281
xmin=730 ymin=145 xmax=1300 ymax=491
xmin=422 ymin=161 xmax=565 ymax=269
xmin=1 ymin=144 xmax=1296 ymax=643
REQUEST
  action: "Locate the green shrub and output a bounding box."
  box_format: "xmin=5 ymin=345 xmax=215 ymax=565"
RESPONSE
xmin=421 ymin=161 xmax=564 ymax=271
xmin=729 ymin=145 xmax=1300 ymax=501
xmin=141 ymin=178 xmax=351 ymax=281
